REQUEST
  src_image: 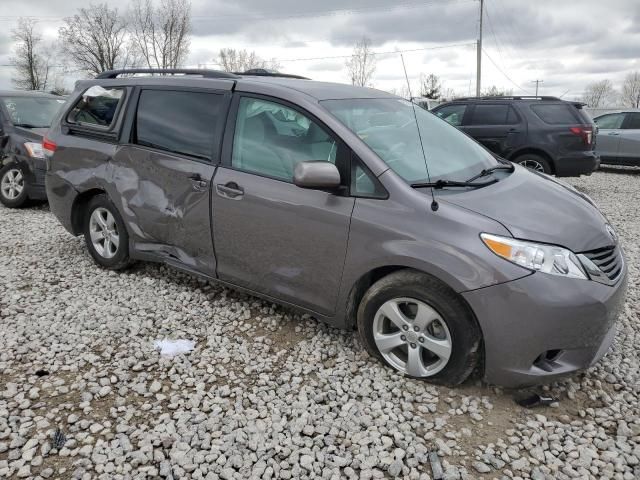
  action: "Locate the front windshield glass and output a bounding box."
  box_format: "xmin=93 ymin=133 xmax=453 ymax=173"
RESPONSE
xmin=321 ymin=98 xmax=497 ymax=183
xmin=1 ymin=96 xmax=66 ymax=128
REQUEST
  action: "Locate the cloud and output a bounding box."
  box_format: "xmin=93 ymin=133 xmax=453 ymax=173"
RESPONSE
xmin=305 ymin=61 xmax=344 ymax=72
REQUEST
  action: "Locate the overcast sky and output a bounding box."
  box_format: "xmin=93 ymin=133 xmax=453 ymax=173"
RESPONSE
xmin=1 ymin=0 xmax=639 ymax=99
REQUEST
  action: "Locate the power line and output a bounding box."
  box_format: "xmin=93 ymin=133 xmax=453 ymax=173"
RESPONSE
xmin=278 ymin=42 xmax=477 ymax=63
xmin=482 ymin=48 xmax=532 ymax=94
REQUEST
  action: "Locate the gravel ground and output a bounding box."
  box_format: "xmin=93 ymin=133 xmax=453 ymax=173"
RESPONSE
xmin=0 ymin=167 xmax=638 ymax=480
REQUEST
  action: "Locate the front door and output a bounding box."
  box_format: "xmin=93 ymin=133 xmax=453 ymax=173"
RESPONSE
xmin=113 ymin=87 xmax=229 ymax=276
xmin=212 ymin=96 xmax=354 ymax=315
xmin=461 ymin=104 xmax=523 ymax=157
xmin=618 ymin=112 xmax=640 ymax=165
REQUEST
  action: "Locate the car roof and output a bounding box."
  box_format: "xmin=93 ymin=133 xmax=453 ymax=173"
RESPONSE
xmin=81 ymin=72 xmax=397 ymax=102
xmin=0 ymin=90 xmax=61 ymax=98
xmin=593 ymin=109 xmax=640 ymax=117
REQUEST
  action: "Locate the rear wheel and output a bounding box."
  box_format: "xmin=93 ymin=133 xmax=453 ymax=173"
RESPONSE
xmin=0 ymin=164 xmax=28 ymax=208
xmin=513 ymin=153 xmax=552 ymax=174
xmin=357 ymin=270 xmax=482 ymax=386
xmin=83 ymin=195 xmax=130 ymax=270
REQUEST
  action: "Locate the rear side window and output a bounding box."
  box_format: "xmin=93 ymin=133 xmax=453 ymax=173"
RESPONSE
xmin=594 ymin=113 xmax=625 ymax=129
xmin=623 ymin=113 xmax=640 ymax=129
xmin=434 ymin=104 xmax=466 ymax=126
xmin=68 ymin=86 xmax=124 ymax=128
xmin=135 ymin=90 xmax=225 ymax=161
xmin=469 ymin=104 xmax=518 ymax=125
xmin=530 ymin=104 xmax=580 ymax=125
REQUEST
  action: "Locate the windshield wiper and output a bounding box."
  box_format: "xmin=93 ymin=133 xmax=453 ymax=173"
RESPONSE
xmin=464 ymin=163 xmax=515 ymax=183
xmin=411 ymin=178 xmax=498 ymax=189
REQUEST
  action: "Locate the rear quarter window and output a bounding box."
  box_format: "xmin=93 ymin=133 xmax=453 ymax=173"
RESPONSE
xmin=530 ymin=103 xmax=581 ymax=125
xmin=67 ymin=86 xmax=125 ymax=129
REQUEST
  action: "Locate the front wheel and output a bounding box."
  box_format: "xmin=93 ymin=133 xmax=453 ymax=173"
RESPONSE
xmin=83 ymin=195 xmax=130 ymax=270
xmin=357 ymin=270 xmax=481 ymax=385
xmin=513 ymin=153 xmax=552 ymax=174
xmin=0 ymin=164 xmax=29 ymax=208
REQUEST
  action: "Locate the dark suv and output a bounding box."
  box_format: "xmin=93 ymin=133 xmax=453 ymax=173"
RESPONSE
xmin=432 ymin=96 xmax=598 ymax=176
xmin=0 ymin=90 xmax=67 ymax=207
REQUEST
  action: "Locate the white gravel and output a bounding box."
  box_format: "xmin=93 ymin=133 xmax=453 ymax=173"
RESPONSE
xmin=0 ymin=167 xmax=638 ymax=480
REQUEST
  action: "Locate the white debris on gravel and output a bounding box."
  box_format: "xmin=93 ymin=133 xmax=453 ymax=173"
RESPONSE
xmin=154 ymin=339 xmax=197 ymax=357
xmin=0 ymin=167 xmax=638 ymax=480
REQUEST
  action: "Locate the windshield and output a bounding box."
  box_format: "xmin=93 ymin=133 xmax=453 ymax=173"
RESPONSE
xmin=321 ymin=98 xmax=498 ymax=183
xmin=1 ymin=96 xmax=66 ymax=128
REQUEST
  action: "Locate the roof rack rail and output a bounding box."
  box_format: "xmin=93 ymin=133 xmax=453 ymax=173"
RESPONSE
xmin=95 ymin=68 xmax=239 ymax=79
xmin=235 ymin=69 xmax=310 ymax=80
xmin=453 ymin=95 xmax=561 ymax=101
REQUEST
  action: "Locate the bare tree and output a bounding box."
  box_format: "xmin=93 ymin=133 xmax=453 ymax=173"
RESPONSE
xmin=130 ymin=0 xmax=191 ymax=69
xmin=216 ymin=48 xmax=280 ymax=72
xmin=59 ymin=4 xmax=136 ymax=76
xmin=346 ymin=37 xmax=376 ymax=87
xmin=582 ymin=79 xmax=615 ymax=108
xmin=419 ymin=73 xmax=442 ymax=99
xmin=482 ymin=85 xmax=513 ymax=97
xmin=621 ymin=71 xmax=640 ymax=108
xmin=10 ymin=18 xmax=50 ymax=90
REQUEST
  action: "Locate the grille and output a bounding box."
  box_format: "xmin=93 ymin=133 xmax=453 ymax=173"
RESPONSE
xmin=581 ymin=246 xmax=623 ymax=283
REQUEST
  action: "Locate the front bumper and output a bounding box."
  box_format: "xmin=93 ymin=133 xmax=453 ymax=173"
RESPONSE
xmin=463 ymin=265 xmax=627 ymax=388
xmin=555 ymin=150 xmax=600 ymax=177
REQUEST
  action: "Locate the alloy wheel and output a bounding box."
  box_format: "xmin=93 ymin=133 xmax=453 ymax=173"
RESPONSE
xmin=519 ymin=159 xmax=545 ymax=172
xmin=372 ymin=297 xmax=452 ymax=377
xmin=1 ymin=168 xmax=24 ymax=200
xmin=89 ymin=207 xmax=120 ymax=259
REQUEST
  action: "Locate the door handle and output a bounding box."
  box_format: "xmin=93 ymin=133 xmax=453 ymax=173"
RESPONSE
xmin=216 ymin=182 xmax=244 ymax=199
xmin=188 ymin=173 xmax=208 ymax=191
xmin=607 ymin=132 xmax=620 ymax=136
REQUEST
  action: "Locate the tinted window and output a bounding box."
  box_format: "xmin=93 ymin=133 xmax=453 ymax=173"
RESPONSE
xmin=594 ymin=113 xmax=625 ymax=129
xmin=1 ymin=96 xmax=66 ymax=128
xmin=232 ymin=97 xmax=338 ymax=181
xmin=135 ymin=90 xmax=224 ymax=161
xmin=434 ymin=104 xmax=466 ymax=126
xmin=469 ymin=104 xmax=513 ymax=125
xmin=530 ymin=103 xmax=580 ymax=124
xmin=351 ymin=158 xmax=386 ymax=198
xmin=623 ymin=113 xmax=640 ymax=129
xmin=68 ymin=86 xmax=124 ymax=128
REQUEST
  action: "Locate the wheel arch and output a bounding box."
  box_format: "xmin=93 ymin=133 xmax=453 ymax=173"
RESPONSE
xmin=70 ymin=188 xmax=108 ymax=235
xmin=509 ymin=147 xmax=555 ymax=174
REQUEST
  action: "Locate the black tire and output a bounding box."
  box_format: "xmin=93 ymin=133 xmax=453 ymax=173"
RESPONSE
xmin=0 ymin=163 xmax=29 ymax=208
xmin=513 ymin=153 xmax=552 ymax=174
xmin=357 ymin=270 xmax=482 ymax=386
xmin=83 ymin=194 xmax=130 ymax=270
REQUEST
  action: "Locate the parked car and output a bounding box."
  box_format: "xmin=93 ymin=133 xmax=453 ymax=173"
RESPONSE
xmin=411 ymin=96 xmax=442 ymax=111
xmin=0 ymin=90 xmax=67 ymax=207
xmin=45 ymin=69 xmax=626 ymax=387
xmin=593 ymin=110 xmax=640 ymax=166
xmin=432 ymin=96 xmax=599 ymax=176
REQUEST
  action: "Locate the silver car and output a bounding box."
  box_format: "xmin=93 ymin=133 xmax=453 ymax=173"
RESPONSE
xmin=593 ymin=110 xmax=640 ymax=166
xmin=44 ymin=69 xmax=627 ymax=387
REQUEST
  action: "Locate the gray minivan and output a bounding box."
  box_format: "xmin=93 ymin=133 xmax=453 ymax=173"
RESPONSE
xmin=44 ymin=69 xmax=627 ymax=387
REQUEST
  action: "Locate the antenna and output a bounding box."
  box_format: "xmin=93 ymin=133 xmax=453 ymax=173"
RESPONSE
xmin=400 ymin=54 xmax=438 ymax=212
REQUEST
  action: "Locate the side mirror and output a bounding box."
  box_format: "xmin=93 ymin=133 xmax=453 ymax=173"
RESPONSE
xmin=293 ymin=161 xmax=341 ymax=190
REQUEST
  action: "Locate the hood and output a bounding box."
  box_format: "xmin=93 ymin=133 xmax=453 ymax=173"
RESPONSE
xmin=14 ymin=126 xmax=48 ymax=141
xmin=441 ymin=166 xmax=613 ymax=253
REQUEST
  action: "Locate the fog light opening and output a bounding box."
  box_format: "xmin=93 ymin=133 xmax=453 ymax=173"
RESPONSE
xmin=533 ymin=349 xmax=564 ymax=372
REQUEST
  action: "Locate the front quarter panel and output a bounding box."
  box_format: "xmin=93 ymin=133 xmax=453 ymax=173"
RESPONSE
xmin=337 ymin=169 xmax=533 ymax=325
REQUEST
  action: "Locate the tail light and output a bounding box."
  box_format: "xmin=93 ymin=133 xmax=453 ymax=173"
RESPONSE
xmin=569 ymin=126 xmax=593 ymax=146
xmin=42 ymin=137 xmax=57 ymax=156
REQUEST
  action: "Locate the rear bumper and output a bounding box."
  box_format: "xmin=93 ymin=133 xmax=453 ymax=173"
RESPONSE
xmin=45 ymin=173 xmax=78 ymax=234
xmin=25 ymin=166 xmax=47 ymax=200
xmin=463 ymin=265 xmax=627 ymax=388
xmin=554 ymin=151 xmax=600 ymax=177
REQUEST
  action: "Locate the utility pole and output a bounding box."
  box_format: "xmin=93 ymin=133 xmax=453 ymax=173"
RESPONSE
xmin=531 ymin=79 xmax=544 ymax=96
xmin=476 ymin=0 xmax=484 ymax=97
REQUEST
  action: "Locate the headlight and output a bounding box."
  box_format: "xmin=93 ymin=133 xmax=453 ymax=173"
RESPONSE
xmin=24 ymin=142 xmax=45 ymax=159
xmin=481 ymin=233 xmax=587 ymax=279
